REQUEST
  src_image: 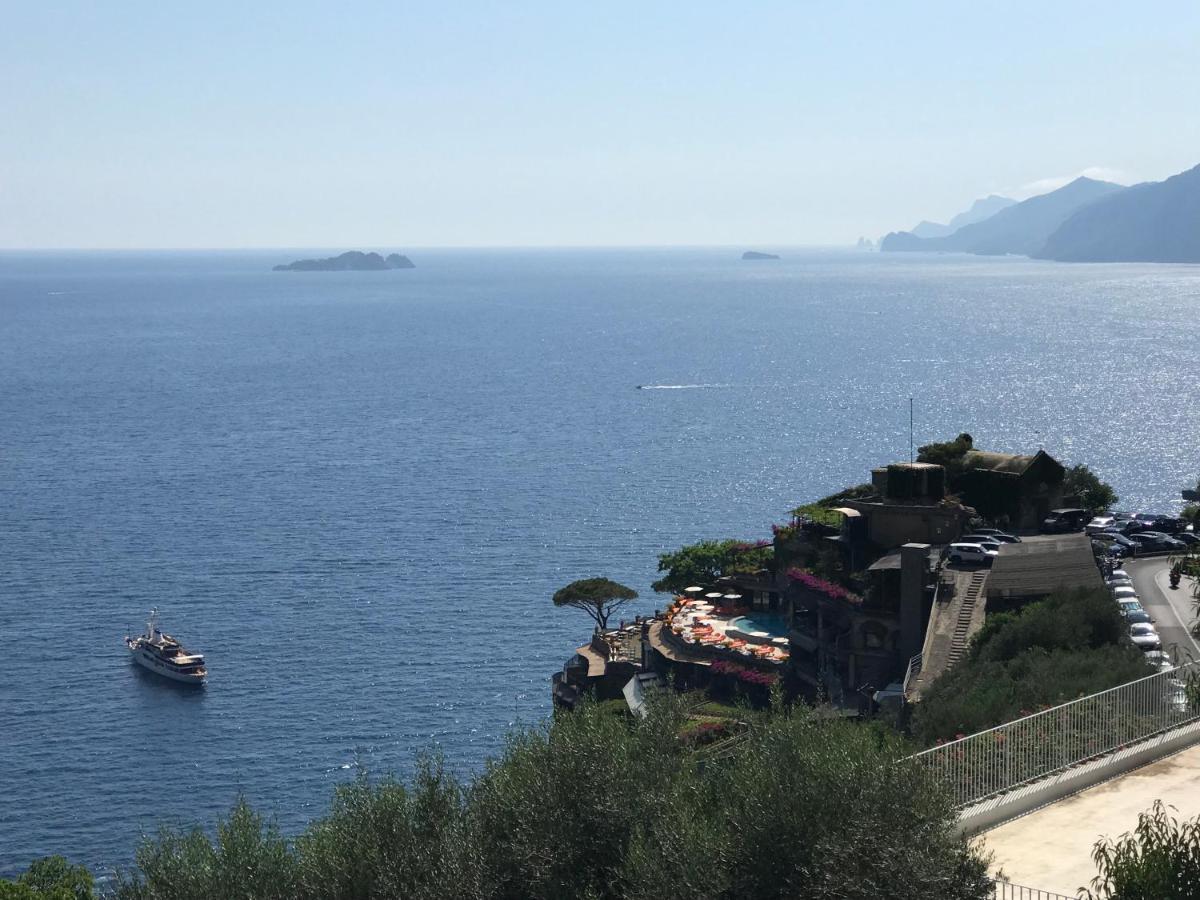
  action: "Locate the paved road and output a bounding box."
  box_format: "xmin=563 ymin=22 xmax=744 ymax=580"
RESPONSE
xmin=1125 ymin=557 xmax=1200 ymax=664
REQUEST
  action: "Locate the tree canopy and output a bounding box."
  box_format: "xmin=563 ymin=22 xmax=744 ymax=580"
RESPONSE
xmin=916 ymin=433 xmax=974 ymax=487
xmin=96 ymin=698 xmax=993 ymax=900
xmin=1063 ymin=464 xmax=1119 ymax=513
xmin=651 ymin=539 xmax=772 ymax=594
xmin=0 ymin=856 xmax=93 ymax=900
xmin=552 ymin=577 xmax=638 ymax=630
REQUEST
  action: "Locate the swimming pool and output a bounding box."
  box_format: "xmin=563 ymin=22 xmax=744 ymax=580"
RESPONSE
xmin=730 ymin=612 xmax=791 ymax=637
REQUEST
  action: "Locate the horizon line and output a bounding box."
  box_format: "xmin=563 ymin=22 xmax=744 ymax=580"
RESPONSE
xmin=0 ymin=242 xmax=861 ymax=253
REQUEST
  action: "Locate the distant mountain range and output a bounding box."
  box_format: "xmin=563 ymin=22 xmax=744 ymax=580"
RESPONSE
xmin=882 ymin=177 xmax=1124 ymax=256
xmin=273 ymin=251 xmax=415 ymax=271
xmin=1035 ymin=164 xmax=1200 ymax=262
xmin=881 ymin=162 xmax=1200 ymax=262
xmin=909 ymin=195 xmax=1016 ymax=239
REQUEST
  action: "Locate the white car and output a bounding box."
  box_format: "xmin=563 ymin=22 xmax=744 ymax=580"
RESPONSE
xmin=1130 ymin=623 xmax=1162 ymax=651
xmin=1086 ymin=516 xmax=1116 ymax=534
xmin=1111 ymin=568 xmax=1130 ymax=578
xmin=1112 ymin=585 xmax=1139 ymax=600
xmin=946 ymin=543 xmax=1000 ymax=566
xmin=1163 ymin=678 xmax=1187 ymax=712
xmin=1144 ymin=650 xmax=1174 ymax=671
xmin=1107 ymin=575 xmax=1133 ymax=587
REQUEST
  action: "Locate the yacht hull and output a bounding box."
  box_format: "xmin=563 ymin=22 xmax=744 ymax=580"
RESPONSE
xmin=129 ymin=646 xmax=206 ymax=685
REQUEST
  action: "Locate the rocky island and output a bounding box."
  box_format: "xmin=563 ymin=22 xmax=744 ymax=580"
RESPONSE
xmin=273 ymin=251 xmax=415 ymax=271
xmin=742 ymin=250 xmax=780 ymax=260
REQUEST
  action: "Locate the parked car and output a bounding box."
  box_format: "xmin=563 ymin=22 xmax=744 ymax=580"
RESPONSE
xmin=1041 ymin=508 xmax=1090 ymax=533
xmin=1111 ymin=567 xmax=1130 ymax=578
xmin=970 ymin=528 xmax=1021 ymax=543
xmin=1100 ymin=533 xmax=1139 ymax=556
xmin=1164 ymin=677 xmax=1191 ymax=713
xmin=1117 ymin=598 xmax=1144 ymax=617
xmin=1126 ymin=610 xmax=1155 ymax=626
xmin=1144 ymin=650 xmax=1174 ymax=671
xmin=1128 ymin=532 xmax=1185 ymax=553
xmin=1139 ymin=515 xmax=1186 ymax=534
xmin=1106 ymin=575 xmax=1133 ymax=588
xmin=1106 ymin=543 xmax=1131 ymax=559
xmin=1086 ymin=516 xmax=1116 ymax=535
xmin=1112 ymin=585 xmax=1139 ymax=600
xmin=1104 ymin=520 xmax=1145 ymax=535
xmin=1173 ymin=532 xmax=1200 ymax=547
xmin=946 ymin=543 xmax=999 ymax=566
xmin=1129 ymin=623 xmax=1162 ymax=651
xmin=960 ymin=535 xmax=1003 ymax=552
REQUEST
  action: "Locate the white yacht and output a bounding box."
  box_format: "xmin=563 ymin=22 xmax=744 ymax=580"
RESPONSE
xmin=125 ymin=608 xmax=207 ymax=685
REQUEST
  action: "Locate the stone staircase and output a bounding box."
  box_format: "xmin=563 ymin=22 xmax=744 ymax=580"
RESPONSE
xmin=946 ymin=571 xmax=988 ymax=667
xmin=906 ymin=566 xmax=990 ymax=700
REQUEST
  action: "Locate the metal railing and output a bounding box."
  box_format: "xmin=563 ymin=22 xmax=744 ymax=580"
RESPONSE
xmin=902 ymin=652 xmax=923 ymax=695
xmin=910 ymin=661 xmax=1200 ymax=809
xmin=991 ymin=879 xmax=1081 ymax=900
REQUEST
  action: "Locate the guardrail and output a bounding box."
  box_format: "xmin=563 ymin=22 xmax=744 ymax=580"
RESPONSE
xmin=910 ymin=661 xmax=1200 ymax=827
xmin=991 ymin=879 xmax=1080 ymax=900
xmin=902 ymin=652 xmax=923 ymax=696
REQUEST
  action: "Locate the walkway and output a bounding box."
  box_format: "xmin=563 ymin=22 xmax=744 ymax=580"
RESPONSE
xmin=907 ymin=565 xmax=988 ymax=699
xmin=979 ymin=742 xmax=1200 ymax=896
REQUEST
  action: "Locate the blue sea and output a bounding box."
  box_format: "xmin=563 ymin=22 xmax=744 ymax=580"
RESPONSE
xmin=2 ymin=248 xmax=1199 ymax=876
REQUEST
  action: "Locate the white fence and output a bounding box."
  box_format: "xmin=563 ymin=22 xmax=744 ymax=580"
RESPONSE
xmin=910 ymin=661 xmax=1200 ymax=826
xmin=991 ymin=879 xmax=1080 ymax=900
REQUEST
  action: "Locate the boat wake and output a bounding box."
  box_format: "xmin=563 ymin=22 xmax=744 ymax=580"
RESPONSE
xmin=636 ymin=383 xmax=728 ymax=390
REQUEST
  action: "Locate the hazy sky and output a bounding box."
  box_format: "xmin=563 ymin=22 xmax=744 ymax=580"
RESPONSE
xmin=3 ymin=1 xmax=1198 ymax=248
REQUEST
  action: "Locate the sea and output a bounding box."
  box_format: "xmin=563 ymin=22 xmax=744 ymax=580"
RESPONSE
xmin=2 ymin=247 xmax=1198 ymax=876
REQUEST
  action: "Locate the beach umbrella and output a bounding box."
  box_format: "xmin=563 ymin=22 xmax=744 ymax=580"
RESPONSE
xmin=704 ymin=592 xmax=723 ymax=599
xmin=722 ymin=593 xmax=742 ymax=601
xmin=684 ymin=586 xmax=704 ymax=594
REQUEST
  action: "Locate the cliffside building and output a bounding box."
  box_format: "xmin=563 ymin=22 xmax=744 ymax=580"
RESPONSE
xmin=959 ymin=449 xmax=1065 ymax=531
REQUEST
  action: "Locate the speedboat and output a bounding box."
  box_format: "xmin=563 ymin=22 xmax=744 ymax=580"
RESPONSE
xmin=125 ymin=608 xmax=207 ymax=685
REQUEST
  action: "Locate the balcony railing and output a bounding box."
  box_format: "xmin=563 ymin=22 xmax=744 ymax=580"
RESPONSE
xmin=909 ymin=661 xmax=1200 ymax=810
xmin=991 ymin=879 xmax=1080 ymax=900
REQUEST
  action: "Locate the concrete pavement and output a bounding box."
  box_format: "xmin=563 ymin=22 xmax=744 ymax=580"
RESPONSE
xmin=979 ymin=560 xmax=1200 ymax=895
xmin=981 ymin=742 xmax=1200 ymax=896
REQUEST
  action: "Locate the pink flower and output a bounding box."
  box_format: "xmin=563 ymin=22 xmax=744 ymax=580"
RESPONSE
xmin=785 ymin=568 xmax=863 ymax=605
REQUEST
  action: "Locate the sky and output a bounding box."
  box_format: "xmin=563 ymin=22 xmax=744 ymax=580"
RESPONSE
xmin=2 ymin=1 xmax=1199 ymax=249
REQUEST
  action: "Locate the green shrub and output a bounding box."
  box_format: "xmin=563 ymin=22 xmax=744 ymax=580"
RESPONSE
xmin=0 ymin=856 xmax=93 ymax=900
xmin=1084 ymin=801 xmax=1200 ymax=899
xmin=913 ymin=589 xmax=1152 ymax=744
xmin=115 ymin=799 xmax=295 ymax=900
xmin=100 ymin=694 xmax=991 ymax=900
xmin=619 ymin=707 xmax=991 ymax=900
xmin=293 ymin=759 xmax=469 ymax=900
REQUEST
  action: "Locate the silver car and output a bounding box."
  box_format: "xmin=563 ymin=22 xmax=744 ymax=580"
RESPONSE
xmin=1130 ymin=623 xmax=1162 ymax=651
